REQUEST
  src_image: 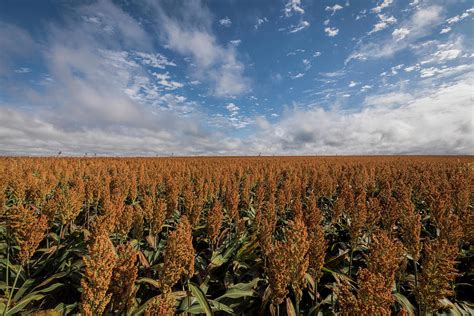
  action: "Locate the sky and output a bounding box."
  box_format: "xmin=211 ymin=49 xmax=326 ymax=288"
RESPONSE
xmin=0 ymin=0 xmax=472 ymax=156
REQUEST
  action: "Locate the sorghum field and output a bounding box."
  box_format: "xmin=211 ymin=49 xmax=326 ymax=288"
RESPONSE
xmin=0 ymin=156 xmax=472 ymax=315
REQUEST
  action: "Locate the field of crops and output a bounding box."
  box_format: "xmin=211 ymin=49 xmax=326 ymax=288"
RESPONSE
xmin=0 ymin=156 xmax=472 ymax=315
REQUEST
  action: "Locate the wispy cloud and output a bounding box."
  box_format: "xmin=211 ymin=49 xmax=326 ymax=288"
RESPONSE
xmin=150 ymin=0 xmax=250 ymax=97
xmin=289 ymin=21 xmax=310 ymax=33
xmin=254 ymin=17 xmax=268 ymax=30
xmin=346 ymin=5 xmax=443 ymax=63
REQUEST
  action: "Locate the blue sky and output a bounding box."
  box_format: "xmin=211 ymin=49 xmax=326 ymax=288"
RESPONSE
xmin=0 ymin=0 xmax=472 ymax=155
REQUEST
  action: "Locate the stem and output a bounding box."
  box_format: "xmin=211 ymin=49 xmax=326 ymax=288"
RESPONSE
xmin=314 ymin=280 xmax=318 ymax=306
xmin=349 ymin=247 xmax=354 ymax=277
xmin=5 ymin=239 xmax=9 ymax=304
xmin=46 ymin=228 xmax=49 ymax=249
xmin=414 ymin=260 xmax=421 ymax=316
xmin=331 ymin=291 xmax=334 ymax=311
xmin=5 ymin=265 xmax=22 ymax=315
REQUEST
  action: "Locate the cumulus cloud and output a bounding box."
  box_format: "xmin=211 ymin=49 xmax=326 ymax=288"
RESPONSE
xmin=392 ymin=28 xmax=410 ymax=41
xmin=446 ymin=7 xmax=474 ymax=24
xmin=325 ymin=4 xmax=344 ymax=15
xmin=0 ymin=0 xmax=236 ymax=155
xmin=325 ymin=27 xmax=339 ymax=37
xmin=226 ymin=102 xmax=239 ymax=113
xmin=0 ymin=106 xmax=236 ymax=155
xmin=249 ymin=77 xmax=473 ymax=154
xmin=284 ymin=0 xmax=305 ymax=17
xmin=440 ymin=27 xmax=451 ymax=34
xmin=360 ymin=85 xmax=373 ymax=92
xmin=219 ymin=17 xmax=232 ymax=27
xmin=229 ymin=39 xmax=241 ymax=46
xmin=368 ymin=14 xmax=397 ymax=35
xmin=371 ymin=0 xmax=393 ymax=14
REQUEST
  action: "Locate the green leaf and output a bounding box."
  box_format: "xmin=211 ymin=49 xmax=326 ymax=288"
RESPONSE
xmin=209 ymin=300 xmax=234 ymax=314
xmin=185 ymin=300 xmax=234 ymax=315
xmin=54 ymin=302 xmax=77 ymax=314
xmin=22 ymin=283 xmax=63 ymax=302
xmin=31 ymin=271 xmax=67 ymax=292
xmin=136 ymin=277 xmax=161 ymax=289
xmin=5 ymin=294 xmax=45 ymax=315
xmin=216 ymin=288 xmax=254 ymax=300
xmin=215 ymin=279 xmax=259 ymax=301
xmin=12 ymin=279 xmax=35 ymax=302
xmin=188 ymin=282 xmax=213 ymax=316
xmin=208 ymin=242 xmax=238 ymax=270
xmin=438 ymin=298 xmax=463 ymax=316
xmin=393 ymin=293 xmax=415 ymax=315
xmin=286 ymin=298 xmax=296 ymax=316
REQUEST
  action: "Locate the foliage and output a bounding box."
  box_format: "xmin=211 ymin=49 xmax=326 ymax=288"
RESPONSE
xmin=0 ymin=156 xmax=472 ymax=315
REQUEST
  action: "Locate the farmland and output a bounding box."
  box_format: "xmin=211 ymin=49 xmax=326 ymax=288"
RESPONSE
xmin=0 ymin=156 xmax=472 ymax=315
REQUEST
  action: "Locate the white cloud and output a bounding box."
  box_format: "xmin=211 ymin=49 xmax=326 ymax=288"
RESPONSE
xmin=446 ymin=7 xmax=474 ymax=24
xmin=229 ymin=39 xmax=242 ymax=46
xmin=325 ymin=27 xmax=339 ymax=37
xmin=289 ymin=21 xmax=310 ymax=33
xmin=153 ymin=1 xmax=250 ymax=97
xmin=14 ymin=67 xmax=32 ymax=74
xmin=360 ymin=85 xmax=373 ymax=92
xmin=347 ymin=5 xmax=443 ymax=63
xmin=433 ymin=48 xmax=461 ymax=61
xmin=0 ymin=22 xmax=36 ymax=75
xmin=440 ymin=27 xmax=451 ymax=34
xmin=250 ymin=78 xmax=473 ymax=154
xmin=392 ymin=28 xmax=410 ymax=41
xmin=325 ymin=4 xmax=344 ymax=15
xmin=372 ymin=0 xmax=394 ymax=14
xmin=404 ymin=64 xmax=420 ymax=72
xmin=419 ymin=39 xmax=464 ymax=65
xmin=226 ymin=102 xmax=239 ymax=113
xmin=313 ymin=51 xmax=322 ymax=57
xmin=419 ymin=64 xmax=472 ymax=78
xmin=391 ymin=64 xmax=404 ymax=74
xmin=134 ymin=51 xmax=176 ymax=69
xmin=153 ymin=72 xmax=184 ymax=90
xmin=254 ymin=17 xmax=268 ymax=29
xmin=302 ymin=59 xmax=311 ymax=70
xmin=0 ymin=2 xmax=232 ymax=156
xmin=290 ymin=72 xmax=305 ymax=79
xmin=284 ymin=0 xmax=305 ymax=17
xmin=219 ymin=17 xmax=232 ymax=27
xmin=348 ymin=81 xmax=358 ymax=87
xmin=368 ymin=14 xmax=397 ymax=35
xmin=364 ymin=91 xmax=412 ymax=107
